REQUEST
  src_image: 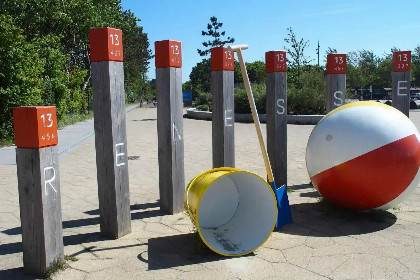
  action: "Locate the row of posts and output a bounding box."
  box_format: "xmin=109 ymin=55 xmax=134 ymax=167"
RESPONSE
xmin=13 ymin=26 xmax=412 ymax=276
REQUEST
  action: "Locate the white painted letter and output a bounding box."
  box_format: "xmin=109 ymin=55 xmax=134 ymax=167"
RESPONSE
xmin=276 ymin=99 xmax=285 ymax=114
xmin=333 ymin=91 xmax=344 ymax=107
xmin=397 ymin=81 xmax=408 ymax=96
xmin=172 ymin=123 xmax=182 ymax=142
xmin=115 ymin=143 xmax=126 ymax=167
xmin=44 ymin=166 xmax=57 ymax=196
xmin=225 ymin=110 xmax=233 ymax=126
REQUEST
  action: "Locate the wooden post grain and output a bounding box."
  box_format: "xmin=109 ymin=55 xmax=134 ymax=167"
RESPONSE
xmin=392 ymin=51 xmax=411 ymax=117
xmin=211 ymin=47 xmax=235 ymax=168
xmin=89 ymin=27 xmax=131 ymax=238
xmin=13 ymin=106 xmax=63 ymax=277
xmin=326 ymin=54 xmax=346 ymax=112
xmin=155 ymin=40 xmax=185 ymax=214
xmin=266 ymin=51 xmax=287 ymax=187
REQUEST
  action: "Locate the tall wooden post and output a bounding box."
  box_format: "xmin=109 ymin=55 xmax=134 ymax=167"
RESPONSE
xmin=326 ymin=54 xmax=346 ymax=112
xmin=266 ymin=51 xmax=287 ymax=187
xmin=392 ymin=51 xmax=411 ymax=117
xmin=13 ymin=106 xmax=63 ymax=277
xmin=211 ymin=47 xmax=235 ymax=168
xmin=89 ymin=27 xmax=131 ymax=238
xmin=155 ymin=40 xmax=185 ymax=214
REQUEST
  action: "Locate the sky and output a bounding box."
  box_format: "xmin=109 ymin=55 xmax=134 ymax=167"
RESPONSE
xmin=121 ymin=0 xmax=420 ymax=82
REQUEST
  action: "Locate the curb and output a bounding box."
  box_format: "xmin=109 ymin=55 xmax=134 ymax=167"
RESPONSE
xmin=185 ymin=108 xmax=324 ymax=125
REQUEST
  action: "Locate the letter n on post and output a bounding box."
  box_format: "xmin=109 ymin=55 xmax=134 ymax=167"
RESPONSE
xmin=155 ymin=40 xmax=185 ymax=214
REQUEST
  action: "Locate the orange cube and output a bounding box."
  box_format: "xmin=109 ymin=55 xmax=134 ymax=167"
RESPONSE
xmin=211 ymin=47 xmax=234 ymax=71
xmin=89 ymin=27 xmax=124 ymax=62
xmin=265 ymin=51 xmax=287 ymax=73
xmin=13 ymin=106 xmax=58 ymax=148
xmin=155 ymin=40 xmax=182 ymax=68
xmin=393 ymin=51 xmax=411 ymax=72
xmin=327 ymin=54 xmax=346 ymax=74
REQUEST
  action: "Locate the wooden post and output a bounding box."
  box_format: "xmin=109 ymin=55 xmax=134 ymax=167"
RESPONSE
xmin=265 ymin=51 xmax=287 ymax=187
xmin=155 ymin=40 xmax=185 ymax=214
xmin=89 ymin=27 xmax=131 ymax=238
xmin=211 ymin=47 xmax=235 ymax=168
xmin=13 ymin=106 xmax=64 ymax=277
xmin=392 ymin=51 xmax=411 ymax=117
xmin=326 ymin=54 xmax=346 ymax=112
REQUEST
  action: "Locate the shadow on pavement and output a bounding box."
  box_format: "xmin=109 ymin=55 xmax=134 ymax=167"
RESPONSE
xmin=0 ymin=267 xmax=37 ymax=280
xmin=84 ymin=201 xmax=161 ymax=216
xmin=0 ymin=232 xmax=102 ymax=256
xmin=2 ymin=201 xmax=162 ymax=237
xmin=141 ymin=233 xmax=249 ymax=270
xmin=284 ymin=200 xmax=397 ymax=237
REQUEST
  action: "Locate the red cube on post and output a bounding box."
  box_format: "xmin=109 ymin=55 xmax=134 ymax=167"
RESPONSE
xmin=211 ymin=47 xmax=234 ymax=71
xmin=13 ymin=106 xmax=58 ymax=148
xmin=265 ymin=51 xmax=287 ymax=73
xmin=393 ymin=51 xmax=411 ymax=72
xmin=155 ymin=40 xmax=182 ymax=68
xmin=327 ymin=54 xmax=346 ymax=74
xmin=89 ymin=27 xmax=124 ymax=62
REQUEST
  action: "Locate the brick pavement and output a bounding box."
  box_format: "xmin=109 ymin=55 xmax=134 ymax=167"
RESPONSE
xmin=0 ymin=107 xmax=419 ymax=279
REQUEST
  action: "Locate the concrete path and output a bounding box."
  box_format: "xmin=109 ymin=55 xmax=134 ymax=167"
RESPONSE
xmin=0 ymin=103 xmax=140 ymax=165
xmin=0 ymin=106 xmax=419 ymax=279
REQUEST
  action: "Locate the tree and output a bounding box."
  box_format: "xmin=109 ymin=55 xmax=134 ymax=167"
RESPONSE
xmin=245 ymin=61 xmax=265 ymax=84
xmin=412 ymin=45 xmax=420 ymax=87
xmin=283 ymin=27 xmax=312 ymax=88
xmin=0 ymin=0 xmax=152 ymax=141
xmin=197 ymin=16 xmax=235 ymax=57
xmin=189 ymin=59 xmax=211 ymax=92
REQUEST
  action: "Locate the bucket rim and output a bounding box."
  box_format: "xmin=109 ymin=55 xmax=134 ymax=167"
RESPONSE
xmin=185 ymin=167 xmax=278 ymax=257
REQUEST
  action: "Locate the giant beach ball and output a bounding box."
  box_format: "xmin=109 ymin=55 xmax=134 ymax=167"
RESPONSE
xmin=306 ymin=101 xmax=420 ymax=210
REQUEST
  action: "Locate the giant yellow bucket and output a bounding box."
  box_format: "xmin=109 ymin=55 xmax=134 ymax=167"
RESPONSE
xmin=185 ymin=167 xmax=277 ymax=256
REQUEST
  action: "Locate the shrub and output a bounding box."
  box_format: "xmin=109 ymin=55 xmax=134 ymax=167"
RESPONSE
xmin=234 ymin=83 xmax=266 ymax=113
xmin=193 ymin=91 xmax=212 ymax=111
xmin=287 ymin=68 xmax=326 ymax=115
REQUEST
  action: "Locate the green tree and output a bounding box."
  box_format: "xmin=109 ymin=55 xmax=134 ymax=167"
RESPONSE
xmin=189 ymin=59 xmax=211 ymax=92
xmin=412 ymin=45 xmax=420 ymax=87
xmin=246 ymin=61 xmax=265 ymax=84
xmin=283 ymin=27 xmax=312 ymax=88
xmin=197 ymin=16 xmax=235 ymax=57
xmin=0 ymin=14 xmax=44 ymax=140
xmin=0 ymin=0 xmax=152 ymax=141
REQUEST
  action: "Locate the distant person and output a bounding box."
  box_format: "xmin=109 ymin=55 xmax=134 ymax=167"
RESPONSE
xmin=152 ymin=97 xmax=157 ymax=107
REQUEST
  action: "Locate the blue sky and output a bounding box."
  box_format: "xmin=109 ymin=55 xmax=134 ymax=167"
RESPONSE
xmin=121 ymin=0 xmax=420 ymax=82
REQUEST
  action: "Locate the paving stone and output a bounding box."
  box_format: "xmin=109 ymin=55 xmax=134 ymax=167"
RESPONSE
xmin=329 ymin=258 xmax=374 ymax=280
xmin=54 ymin=268 xmax=87 ymax=280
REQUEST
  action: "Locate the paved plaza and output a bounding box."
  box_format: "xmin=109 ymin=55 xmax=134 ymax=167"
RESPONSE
xmin=0 ymin=106 xmax=420 ymax=279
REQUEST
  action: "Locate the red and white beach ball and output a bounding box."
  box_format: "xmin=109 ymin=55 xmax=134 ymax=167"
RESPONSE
xmin=306 ymin=101 xmax=420 ymax=210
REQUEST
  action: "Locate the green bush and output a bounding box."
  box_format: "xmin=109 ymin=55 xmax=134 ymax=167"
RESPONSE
xmin=189 ymin=68 xmax=327 ymax=116
xmin=193 ymin=91 xmax=212 ymax=111
xmin=287 ymin=68 xmax=326 ymax=115
xmin=234 ymin=83 xmax=266 ymax=114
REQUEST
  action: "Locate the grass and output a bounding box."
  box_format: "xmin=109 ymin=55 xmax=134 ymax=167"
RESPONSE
xmin=45 ymin=258 xmax=68 ymax=280
xmin=0 ymin=139 xmax=13 ymax=147
xmin=44 ymin=255 xmax=78 ymax=279
xmin=57 ymin=111 xmax=93 ymax=129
